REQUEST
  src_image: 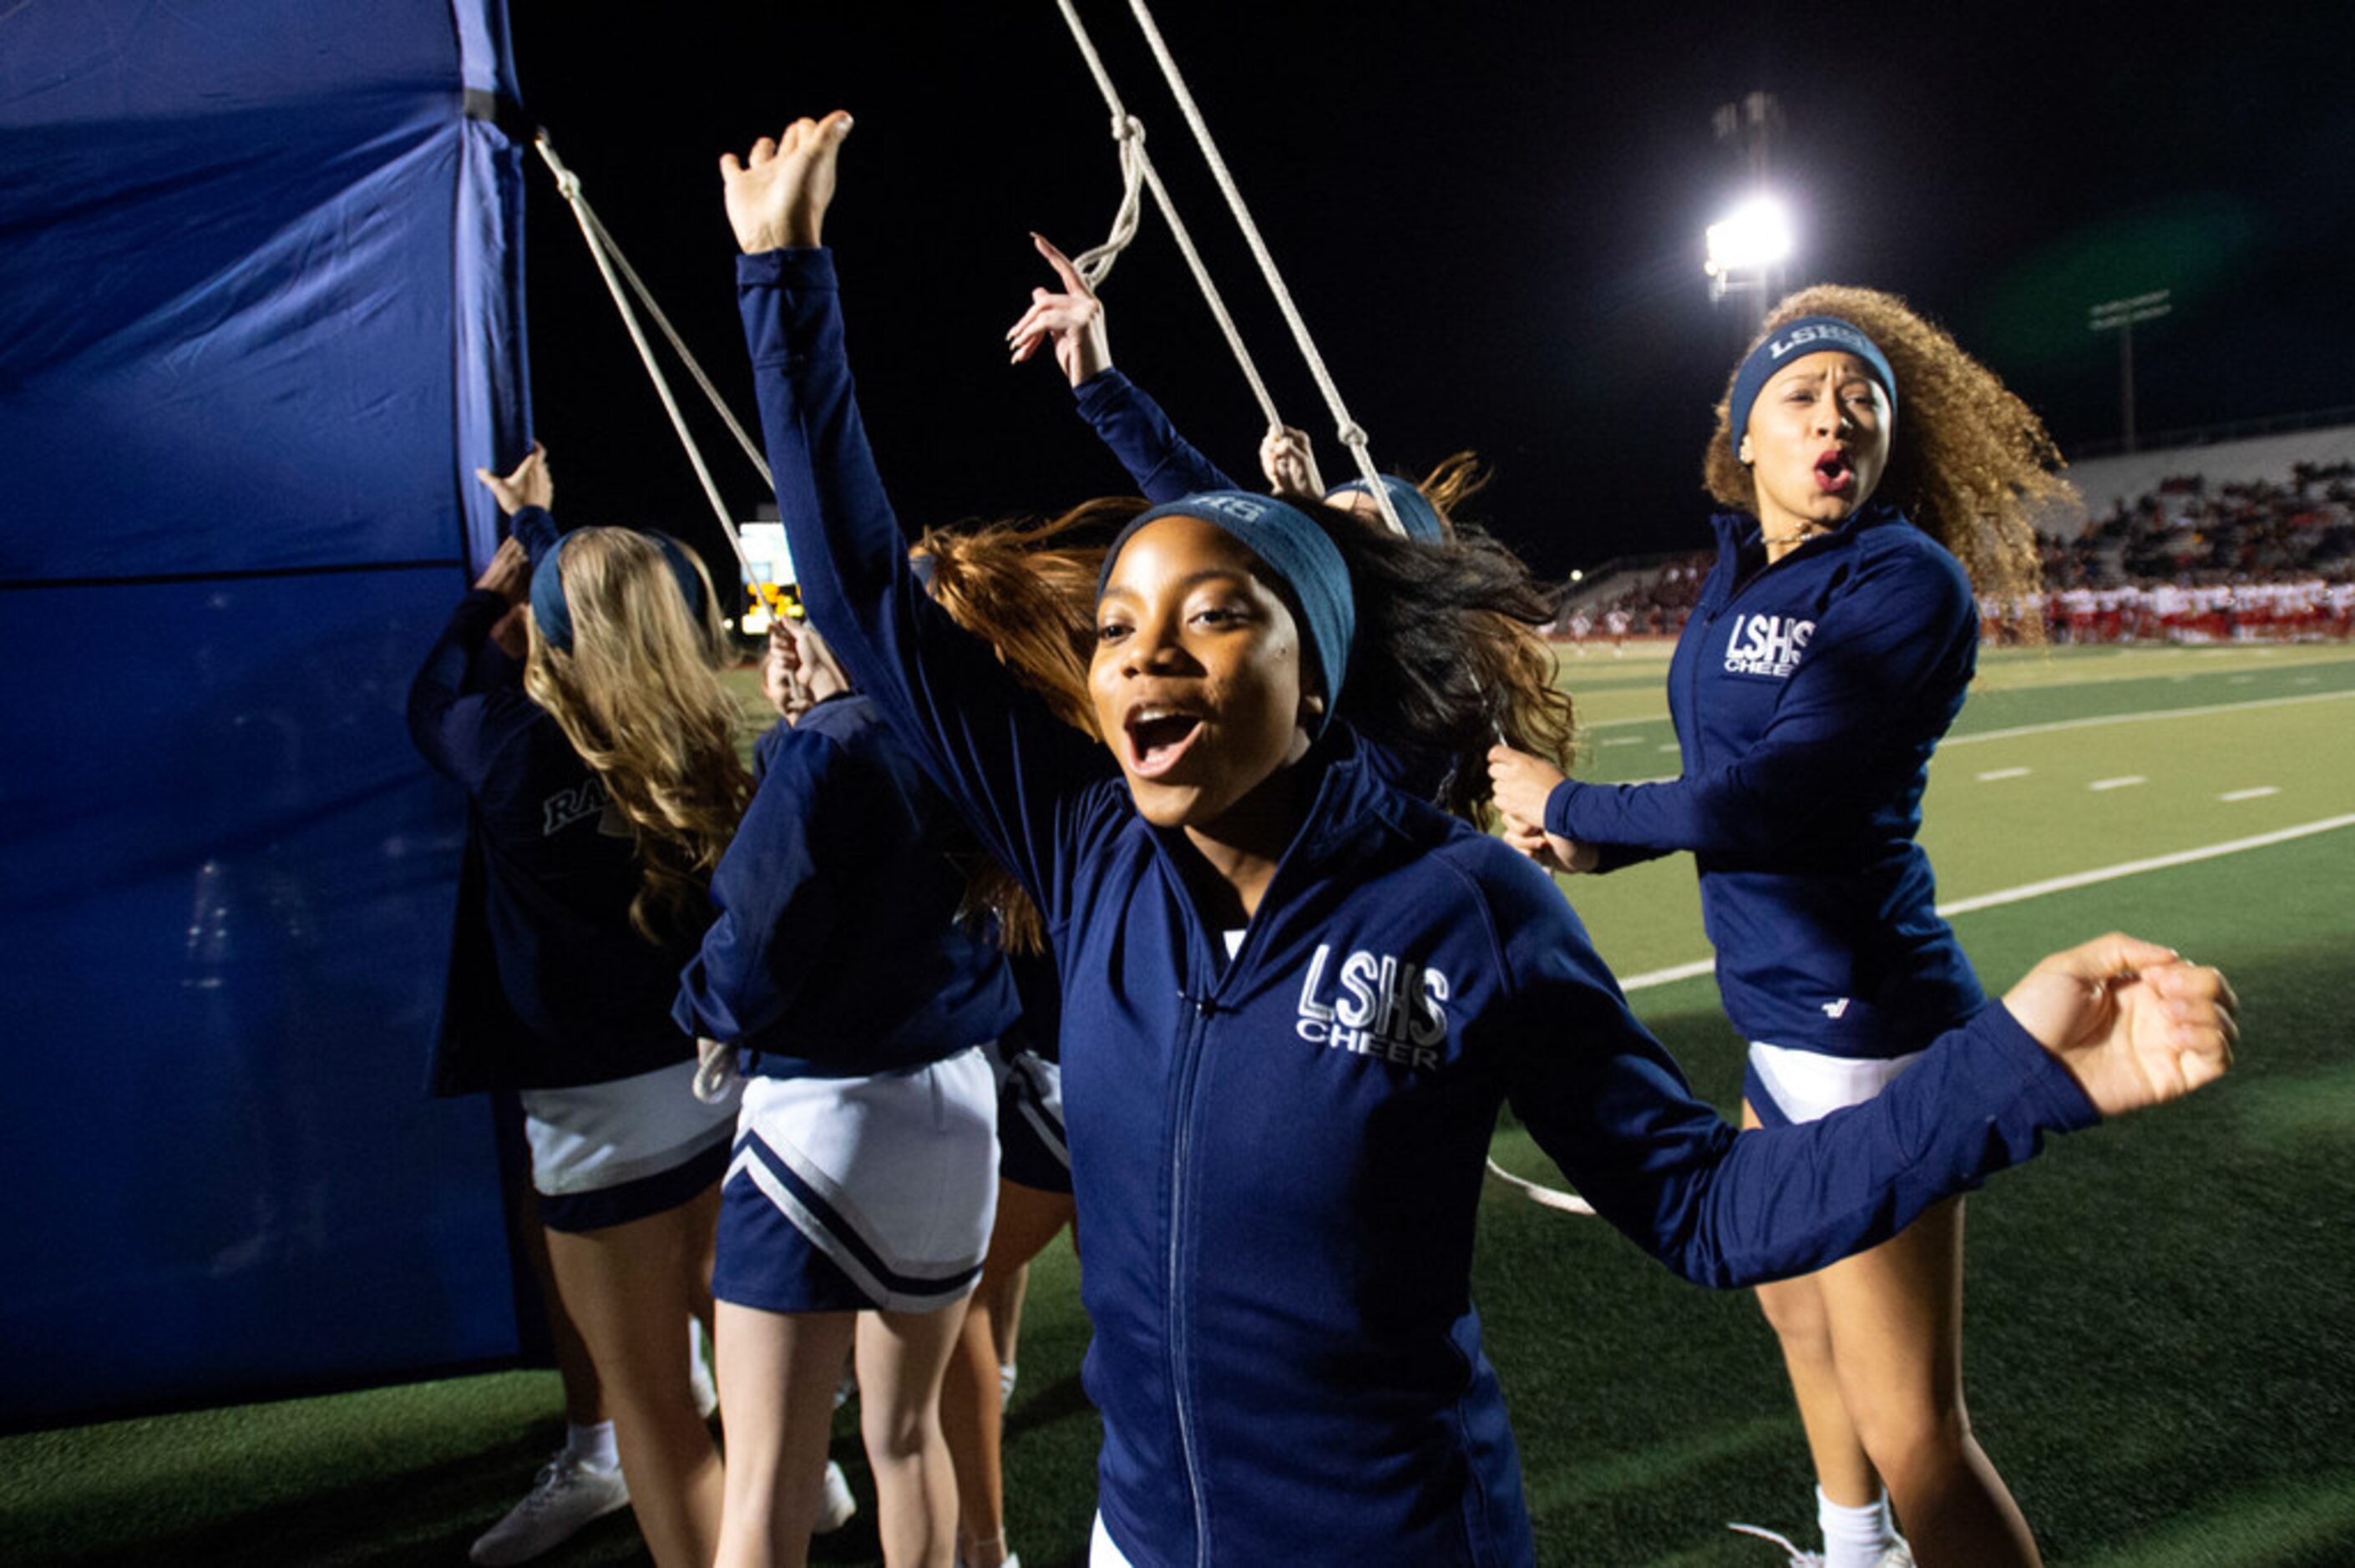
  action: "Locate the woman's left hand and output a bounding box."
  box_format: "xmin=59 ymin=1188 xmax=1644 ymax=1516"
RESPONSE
xmin=2003 ymin=934 xmax=2238 ymax=1115
xmin=1005 ymin=234 xmax=1111 ymax=387
xmin=475 ymin=443 xmax=552 ymax=517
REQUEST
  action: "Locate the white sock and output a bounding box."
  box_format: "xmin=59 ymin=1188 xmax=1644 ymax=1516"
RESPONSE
xmin=1817 ymin=1486 xmax=1895 ymax=1568
xmin=999 ymin=1361 xmax=1017 ymax=1404
xmin=565 ymin=1419 xmax=620 ymax=1474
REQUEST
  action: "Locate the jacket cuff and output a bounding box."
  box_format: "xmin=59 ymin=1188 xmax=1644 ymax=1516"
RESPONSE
xmin=1976 ymin=1002 xmax=2103 ymax=1132
xmin=736 ymin=246 xmax=837 ymax=291
xmin=1072 ymin=366 xmax=1132 ymax=415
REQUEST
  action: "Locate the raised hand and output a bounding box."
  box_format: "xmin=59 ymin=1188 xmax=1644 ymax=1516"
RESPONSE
xmin=473 ymin=536 xmax=531 ymax=604
xmin=475 ymin=443 xmax=552 ymax=518
xmin=2002 ymin=934 xmax=2238 ymax=1115
xmin=721 ymin=110 xmax=853 ymax=255
xmin=1005 ymin=234 xmax=1111 ymax=387
xmin=762 ymin=620 xmax=808 ymax=722
xmin=1260 ymin=426 xmax=1324 ymax=499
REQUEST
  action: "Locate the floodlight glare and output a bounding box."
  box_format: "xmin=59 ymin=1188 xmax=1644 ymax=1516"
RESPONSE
xmin=1705 ymin=196 xmax=1794 ymax=275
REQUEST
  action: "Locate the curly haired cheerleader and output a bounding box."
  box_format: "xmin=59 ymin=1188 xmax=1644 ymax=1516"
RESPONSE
xmin=1492 ymin=289 xmax=2075 ymax=1567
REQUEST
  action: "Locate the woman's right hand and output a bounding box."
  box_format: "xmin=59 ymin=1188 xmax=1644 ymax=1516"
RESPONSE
xmin=762 ymin=622 xmax=808 ymax=722
xmin=1006 ymin=234 xmax=1111 ymax=387
xmin=473 ymin=537 xmax=530 ymax=604
xmin=722 ymin=110 xmax=853 ymax=254
xmin=1489 ymin=743 xmax=1596 ymax=873
xmin=1261 ymin=426 xmax=1324 ymax=499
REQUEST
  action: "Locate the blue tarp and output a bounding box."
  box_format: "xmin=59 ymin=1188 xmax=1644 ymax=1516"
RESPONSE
xmin=1 ymin=2 xmax=531 ymax=1424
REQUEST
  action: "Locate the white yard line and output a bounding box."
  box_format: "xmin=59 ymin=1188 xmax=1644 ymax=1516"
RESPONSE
xmin=1618 ymin=815 xmax=2355 ymax=992
xmin=1587 ymin=687 xmax=2355 ymax=746
xmin=2219 ymin=787 xmax=2282 ymax=802
xmin=2089 ymin=776 xmax=2148 ymax=792
xmin=1976 ymin=767 xmax=2030 ymax=781
xmin=1942 ymin=688 xmax=2355 ymax=747
xmin=1935 ymin=817 xmax=2355 ymax=915
xmin=1618 ymin=958 xmax=1719 ymax=990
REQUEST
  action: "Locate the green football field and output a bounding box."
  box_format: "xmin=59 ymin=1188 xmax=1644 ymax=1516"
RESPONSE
xmin=6 ymin=644 xmax=2351 ymax=1565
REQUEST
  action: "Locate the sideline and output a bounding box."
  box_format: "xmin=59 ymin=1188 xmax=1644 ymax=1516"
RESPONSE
xmin=1578 ymin=683 xmax=2355 ymax=736
xmin=1942 ymin=687 xmax=2355 ymax=746
xmin=1618 ymin=814 xmax=2355 ymax=992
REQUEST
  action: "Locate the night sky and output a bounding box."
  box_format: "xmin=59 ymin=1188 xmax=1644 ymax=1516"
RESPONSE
xmin=507 ymin=2 xmax=2355 ymax=584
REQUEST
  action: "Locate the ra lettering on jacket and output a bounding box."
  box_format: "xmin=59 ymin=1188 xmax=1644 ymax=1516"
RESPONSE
xmin=1294 ymin=943 xmax=1451 ymax=1069
xmin=1723 ymin=612 xmax=1816 ymax=678
xmin=541 ymin=775 xmax=625 ymax=837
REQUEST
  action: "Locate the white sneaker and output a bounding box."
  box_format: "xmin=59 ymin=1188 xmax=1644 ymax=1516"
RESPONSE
xmin=1726 ymin=1522 xmax=1914 ymax=1568
xmin=815 ymin=1458 xmax=858 ymax=1535
xmin=1726 ymin=1522 xmax=1822 ymax=1565
xmin=470 ymin=1450 xmax=631 ymax=1565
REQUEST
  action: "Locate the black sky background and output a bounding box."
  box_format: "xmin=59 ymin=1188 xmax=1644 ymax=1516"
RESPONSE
xmin=506 ymin=2 xmax=2355 ymax=584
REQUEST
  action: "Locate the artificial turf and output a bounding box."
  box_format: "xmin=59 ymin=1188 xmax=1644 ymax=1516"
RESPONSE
xmin=7 ymin=643 xmax=2348 ymax=1565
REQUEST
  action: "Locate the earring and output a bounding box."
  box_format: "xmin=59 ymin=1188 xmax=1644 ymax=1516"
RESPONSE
xmin=1737 ymin=437 xmax=1754 ymax=466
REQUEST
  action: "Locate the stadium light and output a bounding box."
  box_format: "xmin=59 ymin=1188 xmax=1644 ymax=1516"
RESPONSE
xmin=1704 ymin=195 xmax=1794 ymax=286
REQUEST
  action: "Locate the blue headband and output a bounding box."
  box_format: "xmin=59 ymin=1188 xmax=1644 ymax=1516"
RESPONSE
xmin=529 ymin=529 xmax=709 ymax=653
xmin=1728 ymin=315 xmax=1898 ymax=457
xmin=1098 ymin=490 xmax=1355 ymax=735
xmin=1326 ymin=475 xmax=1446 ymax=543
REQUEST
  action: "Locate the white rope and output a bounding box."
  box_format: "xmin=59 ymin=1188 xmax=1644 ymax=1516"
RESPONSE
xmin=533 ymin=134 xmax=752 ymax=575
xmin=574 ymin=200 xmax=773 ymax=491
xmin=1071 ymin=112 xmax=1146 ymax=290
xmin=1485 ymin=1156 xmax=1597 ymax=1217
xmin=1051 ymin=0 xmax=1284 ymax=433
xmin=1120 ymin=0 xmax=1405 ymax=537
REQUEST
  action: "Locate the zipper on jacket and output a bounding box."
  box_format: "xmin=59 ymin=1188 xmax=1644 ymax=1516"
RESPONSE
xmin=1165 ymin=981 xmax=1217 ymax=1565
xmin=1150 ymin=791 xmax=1335 ymax=1567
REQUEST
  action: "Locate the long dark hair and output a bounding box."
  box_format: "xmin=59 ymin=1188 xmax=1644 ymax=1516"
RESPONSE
xmin=1292 ymin=498 xmax=1577 ymax=822
xmin=917 ymin=492 xmax=1577 ymax=941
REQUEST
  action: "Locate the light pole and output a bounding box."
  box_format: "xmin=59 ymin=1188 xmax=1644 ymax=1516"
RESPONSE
xmin=2088 ymin=290 xmax=2170 ymax=453
xmin=1707 ymin=93 xmax=1788 ymax=336
xmin=1704 ymin=195 xmax=1795 ymax=330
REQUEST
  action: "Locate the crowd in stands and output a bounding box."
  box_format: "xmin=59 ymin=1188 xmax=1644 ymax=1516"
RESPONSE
xmin=2029 ymin=459 xmax=2354 ymax=644
xmin=1548 ymin=463 xmax=2355 ymax=647
xmin=1552 ymin=554 xmax=1711 ymax=650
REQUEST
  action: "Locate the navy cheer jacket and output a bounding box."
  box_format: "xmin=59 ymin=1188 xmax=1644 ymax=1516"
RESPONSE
xmin=674 ymin=692 xmax=1017 ymax=1075
xmin=407 ymin=539 xmax=702 ymax=1094
xmin=740 ymin=246 xmax=2097 ymax=1568
xmin=1546 ymin=505 xmax=1985 ymax=1060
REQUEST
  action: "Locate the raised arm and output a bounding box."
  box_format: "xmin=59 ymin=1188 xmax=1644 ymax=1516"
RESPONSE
xmin=1006 ymin=233 xmax=1239 ymax=501
xmin=724 ymin=114 xmax=1112 ymax=905
xmin=1492 ymin=871 xmax=2235 ymax=1287
xmin=408 ymin=538 xmax=531 ymax=790
xmin=1541 ymin=546 xmax=1975 ymax=858
xmin=474 ymin=443 xmax=566 ymax=569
